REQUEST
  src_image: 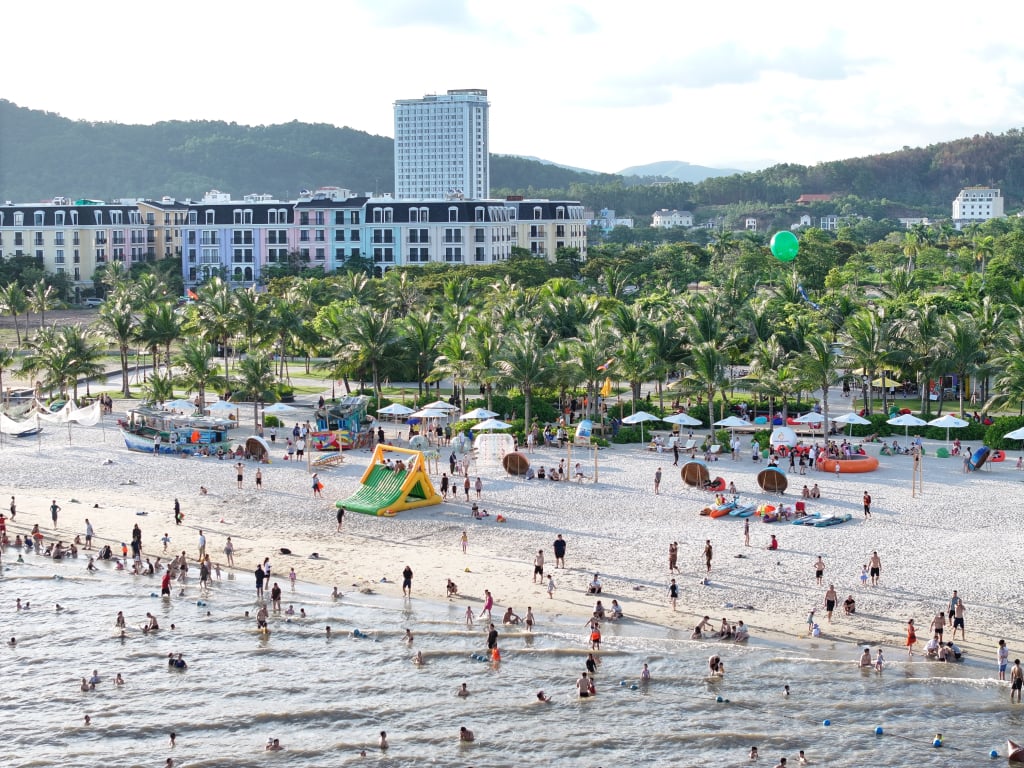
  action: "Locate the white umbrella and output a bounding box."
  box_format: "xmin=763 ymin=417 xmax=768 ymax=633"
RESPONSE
xmin=207 ymin=400 xmax=237 ymax=413
xmin=1004 ymin=427 xmax=1024 ymax=441
xmin=713 ymin=416 xmax=749 ymax=429
xmin=927 ymin=414 xmax=969 ymax=445
xmin=461 ymin=407 xmax=499 ymax=420
xmin=621 ymin=410 xmax=660 ymax=443
xmin=793 ymin=411 xmax=824 ymax=437
xmin=473 ymin=418 xmax=513 ymax=431
xmin=663 ymin=413 xmax=702 ymax=427
xmin=422 ymin=399 xmax=458 ymax=411
xmin=377 ymin=403 xmax=415 ymax=415
xmin=264 ymin=402 xmax=298 ymax=415
xmin=887 ymin=412 xmax=927 ymax=447
xmin=411 ymin=408 xmax=450 ymax=419
xmin=832 ymin=412 xmax=871 ymax=436
xmin=165 ymin=398 xmax=197 ymax=412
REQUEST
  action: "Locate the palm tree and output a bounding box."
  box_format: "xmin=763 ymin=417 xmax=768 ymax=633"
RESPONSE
xmin=195 ymin=277 xmax=237 ymax=376
xmin=901 ymin=232 xmax=922 ymax=272
xmin=681 ymin=341 xmax=730 ymax=423
xmin=234 ymin=354 xmax=277 ymax=427
xmin=175 ymin=338 xmax=226 ymax=411
xmin=496 ymin=330 xmax=555 ymax=431
xmin=466 ymin=318 xmax=503 ymax=411
xmin=29 ymin=279 xmax=58 ymax=329
xmin=432 ymin=333 xmax=473 ymax=409
xmin=0 ymin=346 xmax=15 ymax=409
xmin=402 ymin=310 xmax=442 ymax=397
xmin=615 ymin=332 xmax=655 ymax=409
xmin=797 ymin=336 xmax=842 ymax=429
xmin=139 ymin=371 xmax=175 ymax=407
xmin=339 ymin=305 xmax=399 ymax=409
xmin=233 ymin=286 xmax=270 ymax=353
xmin=20 ymin=325 xmax=103 ymax=401
xmin=567 ymin=318 xmax=616 ymax=420
xmin=96 ymin=294 xmax=137 ymax=397
xmin=942 ymin=314 xmax=984 ymax=417
xmin=0 ymin=283 xmax=29 ymax=346
xmin=842 ymin=310 xmax=900 ymax=416
xmin=136 ymin=302 xmax=181 ymax=374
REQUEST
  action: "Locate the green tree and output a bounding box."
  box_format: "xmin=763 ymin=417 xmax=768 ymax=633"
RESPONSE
xmin=497 ymin=330 xmax=554 ymax=431
xmin=0 ymin=282 xmax=29 ymax=346
xmin=234 ymin=354 xmax=277 ymax=427
xmin=174 ymin=338 xmax=226 ymax=411
xmin=96 ymin=293 xmax=137 ymax=398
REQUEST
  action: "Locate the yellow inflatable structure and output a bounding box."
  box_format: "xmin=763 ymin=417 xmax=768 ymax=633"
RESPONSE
xmin=335 ymin=444 xmax=442 ymax=516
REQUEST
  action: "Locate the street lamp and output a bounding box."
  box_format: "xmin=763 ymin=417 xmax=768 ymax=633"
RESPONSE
xmin=861 ymin=375 xmax=869 ymax=415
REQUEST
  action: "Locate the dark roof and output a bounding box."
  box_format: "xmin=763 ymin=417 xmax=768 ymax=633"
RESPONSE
xmin=0 ymin=204 xmax=140 ymax=227
xmin=294 ymin=196 xmax=369 ymax=209
xmin=183 ymin=202 xmax=293 ymax=226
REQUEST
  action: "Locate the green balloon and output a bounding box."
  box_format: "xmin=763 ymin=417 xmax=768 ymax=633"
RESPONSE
xmin=770 ymin=231 xmax=799 ymax=261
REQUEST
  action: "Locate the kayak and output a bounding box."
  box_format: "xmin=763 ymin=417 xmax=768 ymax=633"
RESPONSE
xmin=814 ymin=513 xmax=852 ymax=528
xmin=709 ymin=505 xmax=735 ymax=519
xmin=792 ymin=513 xmax=822 ymax=526
xmin=730 ymin=505 xmax=757 ymax=517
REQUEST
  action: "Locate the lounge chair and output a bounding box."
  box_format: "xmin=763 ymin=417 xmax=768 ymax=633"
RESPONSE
xmin=709 ymin=444 xmax=721 ymax=460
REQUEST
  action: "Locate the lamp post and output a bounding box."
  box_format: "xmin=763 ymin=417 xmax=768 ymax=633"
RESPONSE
xmin=862 ymin=375 xmax=870 ymax=415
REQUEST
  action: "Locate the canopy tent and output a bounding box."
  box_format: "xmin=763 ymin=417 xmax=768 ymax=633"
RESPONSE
xmin=714 ymin=416 xmax=749 ymax=429
xmin=264 ymin=402 xmax=299 ymax=415
xmin=621 ymin=410 xmax=660 ymax=443
xmin=887 ymin=412 xmax=927 ymax=447
xmin=927 ymin=414 xmax=969 ymax=445
xmin=377 ymin=403 xmax=415 ymax=416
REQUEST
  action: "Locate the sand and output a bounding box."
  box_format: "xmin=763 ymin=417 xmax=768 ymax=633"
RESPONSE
xmin=3 ymin=398 xmax=1023 ymax=664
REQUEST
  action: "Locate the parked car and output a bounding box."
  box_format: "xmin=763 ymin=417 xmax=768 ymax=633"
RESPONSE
xmin=83 ymin=298 xmax=104 ymax=308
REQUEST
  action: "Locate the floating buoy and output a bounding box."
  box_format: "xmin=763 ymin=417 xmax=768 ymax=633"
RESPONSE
xmin=196 ymin=600 xmax=206 ymax=607
xmin=875 ymin=727 xmax=884 ymax=736
xmin=990 ymin=750 xmax=999 ymax=759
xmin=716 ymin=695 xmax=723 ymax=703
xmin=619 ymin=680 xmax=626 ymax=686
xmin=822 ymin=719 xmax=831 ymax=727
xmin=630 ymin=684 xmax=638 ymax=690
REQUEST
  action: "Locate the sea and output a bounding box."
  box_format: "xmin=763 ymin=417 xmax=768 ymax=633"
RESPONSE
xmin=2 ymin=549 xmax=1020 ymax=768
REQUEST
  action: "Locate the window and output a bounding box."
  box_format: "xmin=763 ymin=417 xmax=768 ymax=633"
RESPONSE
xmin=188 ymin=211 xmax=197 ymax=225
xmin=372 ymin=229 xmax=393 ymax=244
xmin=335 ymin=211 xmax=345 ymax=226
xmin=448 ymin=207 xmax=459 ymax=222
xmin=409 ymin=208 xmax=419 ymax=223
xmin=268 ymin=210 xmax=278 ymax=224
xmin=205 ymin=210 xmax=215 ymax=225
xmin=55 ymin=232 xmax=65 ymax=246
xmin=315 ymin=230 xmax=325 ymax=242
xmin=315 ymin=247 xmax=325 ymax=260
xmin=315 ymin=211 xmax=325 ymax=226
xmin=146 ymin=212 xmax=155 ymax=225
xmin=373 ymin=208 xmax=383 ymax=224
xmin=34 ymin=211 xmax=45 ymax=226
xmin=350 ymin=229 xmax=359 ymax=242
xmin=55 ymin=212 xmax=65 ymax=227
xmin=335 ymin=229 xmax=345 ymax=242
xmin=533 ymin=207 xmax=543 ymax=220
xmin=13 ymin=212 xmax=23 ymax=226
xmin=444 ymin=247 xmax=463 ymax=262
xmin=351 ymin=211 xmax=360 ymax=225
xmin=419 ymin=207 xmax=428 ymax=222
xmin=475 ymin=246 xmax=485 ymax=262
xmin=408 ymin=228 xmax=429 ymax=244
xmin=475 ymin=207 xmax=485 ymax=222
xmin=300 ymin=230 xmax=310 ymax=242
xmin=444 ymin=228 xmax=462 ymax=243
xmin=279 ymin=208 xmax=288 ymax=224
xmin=474 ymin=228 xmax=485 ymax=243
xmin=300 ymin=212 xmax=310 ymax=226
xmin=408 ymin=247 xmax=429 ymax=263
xmin=555 ymin=206 xmax=565 ymax=220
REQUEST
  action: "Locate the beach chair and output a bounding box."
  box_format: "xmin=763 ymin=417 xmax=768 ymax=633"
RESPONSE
xmin=709 ymin=444 xmax=721 ymax=460
xmin=683 ymin=439 xmax=696 ymax=452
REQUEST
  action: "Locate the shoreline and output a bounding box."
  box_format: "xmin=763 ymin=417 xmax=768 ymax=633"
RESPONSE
xmin=3 ymin=407 xmax=1024 ymax=677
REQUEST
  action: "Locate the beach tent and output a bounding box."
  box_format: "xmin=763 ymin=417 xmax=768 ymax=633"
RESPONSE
xmin=757 ymin=466 xmax=788 ymax=493
xmin=245 ymin=435 xmax=272 ymax=462
xmin=927 ymin=414 xmax=969 ymax=445
xmin=887 ymin=412 xmax=927 ymax=448
xmin=377 ymin=403 xmax=414 ymax=425
xmin=621 ymin=410 xmax=659 ymax=443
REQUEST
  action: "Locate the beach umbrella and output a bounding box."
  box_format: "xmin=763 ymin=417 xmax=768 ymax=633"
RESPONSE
xmin=1004 ymin=426 xmax=1024 ymax=441
xmin=714 ymin=416 xmax=750 ymax=429
xmin=165 ymin=398 xmax=197 ymax=413
xmin=927 ymin=413 xmax=969 ymax=445
xmin=378 ymin=403 xmax=414 ymax=415
xmin=473 ymin=418 xmax=513 ymax=431
xmin=422 ymin=400 xmax=458 ymax=411
xmin=872 ymin=377 xmax=902 ymax=389
xmin=793 ymin=411 xmax=824 ymax=437
xmin=207 ymin=400 xmax=237 ymax=413
xmin=832 ymin=412 xmax=871 ymax=437
xmin=411 ymin=408 xmax=450 ymax=419
xmin=460 ymin=407 xmax=498 ymax=420
xmin=663 ymin=413 xmax=702 ymax=427
xmin=887 ymin=412 xmax=927 ymax=447
xmin=621 ymin=410 xmax=660 ymax=443
xmin=264 ymin=402 xmax=298 ymax=415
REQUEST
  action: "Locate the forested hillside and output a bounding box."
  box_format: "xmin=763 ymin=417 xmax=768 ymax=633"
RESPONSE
xmin=1 ymin=99 xmax=1023 ymax=219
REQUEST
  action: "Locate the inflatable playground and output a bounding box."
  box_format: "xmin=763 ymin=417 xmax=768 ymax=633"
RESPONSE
xmin=311 ymin=396 xmax=372 ymax=451
xmin=335 ymin=444 xmax=441 ymax=517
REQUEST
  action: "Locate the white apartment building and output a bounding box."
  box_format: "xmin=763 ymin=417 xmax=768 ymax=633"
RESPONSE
xmin=394 ymin=89 xmax=490 ymax=200
xmin=651 ymin=209 xmax=694 ymax=228
xmin=952 ymin=187 xmax=1004 ymax=229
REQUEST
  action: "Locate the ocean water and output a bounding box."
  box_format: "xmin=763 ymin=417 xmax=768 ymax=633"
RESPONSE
xmin=1 ymin=550 xmax=1020 ymax=768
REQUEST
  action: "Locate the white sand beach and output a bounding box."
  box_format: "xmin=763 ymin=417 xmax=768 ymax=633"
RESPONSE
xmin=4 ymin=398 xmax=1023 ymax=664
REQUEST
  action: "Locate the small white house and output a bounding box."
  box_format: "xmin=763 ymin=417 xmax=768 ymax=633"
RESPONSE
xmin=651 ymin=209 xmax=694 ymax=228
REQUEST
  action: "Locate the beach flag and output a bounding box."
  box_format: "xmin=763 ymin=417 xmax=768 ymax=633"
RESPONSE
xmin=597 ymin=358 xmax=614 ymax=372
xmin=600 ymin=377 xmax=612 ymax=398
xmin=187 ymin=288 xmax=199 ymax=300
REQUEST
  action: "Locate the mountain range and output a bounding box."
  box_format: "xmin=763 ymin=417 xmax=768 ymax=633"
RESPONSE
xmin=616 ymin=160 xmax=744 ymax=182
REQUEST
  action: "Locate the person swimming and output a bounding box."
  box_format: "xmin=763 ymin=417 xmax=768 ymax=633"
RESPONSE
xmin=266 ymin=738 xmax=283 ymax=751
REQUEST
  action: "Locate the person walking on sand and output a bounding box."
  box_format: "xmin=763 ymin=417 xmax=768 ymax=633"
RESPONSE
xmin=862 ymin=490 xmax=872 ymax=518
xmin=312 ymin=473 xmax=323 ymax=499
xmin=824 ymin=584 xmax=838 ymax=623
xmin=9 ymin=495 xmax=16 ymax=521
xmin=533 ymin=550 xmax=545 ymax=583
xmin=255 ymin=468 xmax=262 ymax=491
xmin=402 ymin=565 xmax=413 ymax=597
xmin=869 ymin=551 xmax=881 ymax=586
xmin=547 ymin=573 xmax=556 ymax=599
xmin=669 ymin=579 xmax=678 ymax=610
xmin=744 ymin=518 xmax=750 ymax=547
xmin=906 ymin=618 xmax=917 ymax=656
xmin=336 ymin=506 xmax=345 ymax=532
xmin=703 ymin=539 xmax=713 ymax=574
xmin=440 ymin=473 xmax=449 ymax=500
xmin=235 ymin=462 xmax=244 ymax=489
xmin=668 ymin=542 xmax=679 ymax=573
xmin=463 ymin=475 xmax=471 ymax=501
xmin=814 ymin=556 xmax=825 ymax=586
xmin=999 ymin=640 xmax=1009 ymax=681
xmin=654 ymin=467 xmax=662 ymax=495
xmin=50 ymin=499 xmax=61 ymax=529
xmin=224 ymin=536 xmax=234 ymax=566
xmin=553 ymin=534 xmax=566 ymax=568
xmin=461 ymin=530 xmax=468 ymax=554
xmin=475 ymin=477 xmax=482 ymax=499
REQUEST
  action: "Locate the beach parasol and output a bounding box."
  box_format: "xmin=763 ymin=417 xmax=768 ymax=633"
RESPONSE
xmin=460 ymin=407 xmax=499 ymax=420
xmin=264 ymin=402 xmax=298 ymax=415
xmin=663 ymin=413 xmax=702 ymax=427
xmin=411 ymin=408 xmax=450 ymax=419
xmin=473 ymin=418 xmax=513 ymax=431
xmin=714 ymin=416 xmax=749 ymax=429
xmin=793 ymin=411 xmax=824 ymax=437
xmin=621 ymin=410 xmax=660 ymax=443
xmin=1004 ymin=426 xmax=1024 ymax=457
xmin=165 ymin=398 xmax=198 ymax=413
xmin=872 ymin=377 xmax=902 ymax=389
xmin=832 ymin=412 xmax=871 ymax=437
xmin=377 ymin=403 xmax=414 ymax=415
xmin=887 ymin=412 xmax=927 ymax=447
xmin=207 ymin=400 xmax=237 ymax=413
xmin=422 ymin=400 xmax=458 ymax=411
xmin=927 ymin=413 xmax=969 ymax=445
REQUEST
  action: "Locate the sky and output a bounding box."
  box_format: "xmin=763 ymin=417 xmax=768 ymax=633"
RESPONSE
xmin=5 ymin=0 xmax=1024 ymax=174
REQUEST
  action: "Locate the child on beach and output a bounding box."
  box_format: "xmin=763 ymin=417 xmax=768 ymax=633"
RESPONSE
xmin=860 ymin=565 xmax=868 ymax=588
xmin=464 ymin=606 xmax=474 ymax=628
xmin=547 ymin=574 xmax=556 ymax=599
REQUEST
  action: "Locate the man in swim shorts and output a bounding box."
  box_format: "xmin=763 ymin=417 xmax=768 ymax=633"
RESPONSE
xmin=533 ymin=550 xmax=544 ymax=583
xmin=869 ymin=551 xmax=881 ymax=586
xmin=402 ymin=565 xmax=413 ymax=597
xmin=1012 ymin=659 xmax=1023 ymax=703
xmin=824 ymin=584 xmax=837 ymax=623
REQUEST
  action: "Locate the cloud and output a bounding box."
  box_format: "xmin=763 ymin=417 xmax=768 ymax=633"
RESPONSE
xmin=354 ymin=0 xmax=478 ymax=31
xmin=565 ymin=5 xmax=599 ymax=34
